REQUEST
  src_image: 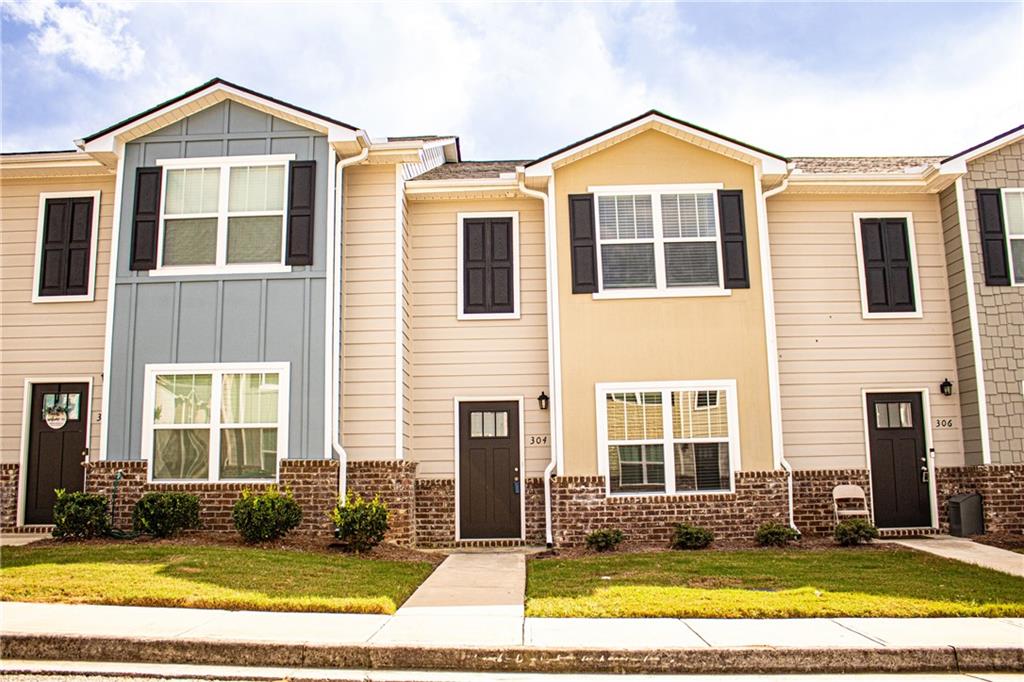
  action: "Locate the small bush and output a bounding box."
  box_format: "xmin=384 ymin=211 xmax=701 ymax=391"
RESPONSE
xmin=331 ymin=492 xmax=389 ymax=551
xmin=232 ymin=486 xmax=302 ymax=543
xmin=834 ymin=518 xmax=879 ymax=546
xmin=132 ymin=492 xmax=200 ymax=538
xmin=671 ymin=523 xmax=714 ymax=550
xmin=52 ymin=489 xmax=110 ymax=539
xmin=585 ymin=528 xmax=624 ymax=552
xmin=755 ymin=522 xmax=800 ymax=547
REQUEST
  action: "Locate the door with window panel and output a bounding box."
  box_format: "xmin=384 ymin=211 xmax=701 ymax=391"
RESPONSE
xmin=865 ymin=392 xmax=930 ymax=528
xmin=458 ymin=401 xmax=521 ymax=539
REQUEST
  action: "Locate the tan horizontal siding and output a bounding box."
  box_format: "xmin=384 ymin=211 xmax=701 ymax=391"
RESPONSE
xmin=341 ymin=165 xmax=397 ymax=460
xmin=0 ymin=175 xmax=115 ymax=466
xmin=408 ymin=197 xmax=550 ymax=479
xmin=768 ymin=193 xmax=964 ymax=471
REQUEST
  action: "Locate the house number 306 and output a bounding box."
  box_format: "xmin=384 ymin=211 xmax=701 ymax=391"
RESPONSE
xmin=529 ymin=435 xmax=548 ymax=446
xmin=934 ymin=418 xmax=954 ymax=429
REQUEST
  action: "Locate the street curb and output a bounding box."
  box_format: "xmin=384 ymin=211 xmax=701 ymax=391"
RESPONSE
xmin=2 ymin=633 xmax=1022 ymax=674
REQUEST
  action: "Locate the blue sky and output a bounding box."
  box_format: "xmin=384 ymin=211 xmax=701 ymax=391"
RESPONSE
xmin=2 ymin=2 xmax=1021 ymax=159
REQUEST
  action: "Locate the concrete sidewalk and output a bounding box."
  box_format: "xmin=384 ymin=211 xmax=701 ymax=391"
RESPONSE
xmin=886 ymin=536 xmax=1024 ymax=578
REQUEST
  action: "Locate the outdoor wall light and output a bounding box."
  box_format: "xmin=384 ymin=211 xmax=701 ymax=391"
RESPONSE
xmin=537 ymin=391 xmax=550 ymax=410
xmin=940 ymin=378 xmax=954 ymax=397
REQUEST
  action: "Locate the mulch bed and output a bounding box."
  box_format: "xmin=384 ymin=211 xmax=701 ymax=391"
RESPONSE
xmin=970 ymin=533 xmax=1024 ymax=553
xmin=531 ymin=536 xmax=881 ymax=560
xmin=22 ymin=531 xmax=445 ymax=565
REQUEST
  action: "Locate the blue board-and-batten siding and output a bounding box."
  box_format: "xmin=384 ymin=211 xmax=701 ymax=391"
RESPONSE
xmin=106 ymin=100 xmax=329 ymax=461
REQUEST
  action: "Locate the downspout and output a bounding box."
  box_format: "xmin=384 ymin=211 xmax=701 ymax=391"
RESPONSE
xmin=332 ymin=145 xmax=370 ymax=499
xmin=759 ymin=176 xmax=798 ymax=533
xmin=518 ymin=175 xmax=557 ymax=548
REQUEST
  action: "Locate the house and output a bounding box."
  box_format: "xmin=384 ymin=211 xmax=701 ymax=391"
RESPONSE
xmin=0 ymin=79 xmax=1019 ymax=542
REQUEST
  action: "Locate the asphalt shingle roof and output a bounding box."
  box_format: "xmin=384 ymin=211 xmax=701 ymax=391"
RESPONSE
xmin=416 ymin=160 xmax=528 ymax=181
xmin=790 ymin=156 xmax=943 ymax=174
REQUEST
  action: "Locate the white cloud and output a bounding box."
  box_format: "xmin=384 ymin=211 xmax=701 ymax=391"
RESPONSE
xmin=1 ymin=2 xmax=1021 ymax=156
xmin=4 ymin=0 xmax=144 ymax=79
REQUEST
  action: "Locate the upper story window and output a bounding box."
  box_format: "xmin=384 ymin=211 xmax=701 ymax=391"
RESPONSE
xmin=597 ymin=380 xmax=738 ymax=496
xmin=1003 ymin=189 xmax=1024 ymax=285
xmin=156 ymin=155 xmax=292 ymax=273
xmin=595 ymin=187 xmax=723 ymax=294
xmin=853 ymin=213 xmax=921 ymax=319
xmin=457 ymin=212 xmax=520 ymax=319
xmin=32 ymin=192 xmax=101 ymax=303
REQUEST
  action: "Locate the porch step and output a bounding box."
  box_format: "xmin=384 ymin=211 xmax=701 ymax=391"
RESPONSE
xmin=877 ymin=527 xmax=941 ymax=538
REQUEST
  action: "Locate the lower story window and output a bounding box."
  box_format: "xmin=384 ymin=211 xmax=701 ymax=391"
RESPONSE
xmin=600 ymin=382 xmax=737 ymax=495
xmin=145 ymin=363 xmax=288 ymax=482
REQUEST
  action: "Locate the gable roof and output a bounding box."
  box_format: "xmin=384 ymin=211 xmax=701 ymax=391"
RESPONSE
xmin=940 ymin=122 xmax=1024 ymax=168
xmin=524 ymin=109 xmax=788 ymax=177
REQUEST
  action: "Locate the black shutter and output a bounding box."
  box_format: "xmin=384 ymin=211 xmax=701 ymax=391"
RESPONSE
xmin=976 ymin=189 xmax=1010 ymax=286
xmin=130 ymin=166 xmax=162 ymax=271
xmin=286 ymin=160 xmax=316 ymax=266
xmin=568 ymin=193 xmax=598 ymax=293
xmin=859 ymin=217 xmax=916 ymax=313
xmin=39 ymin=197 xmax=95 ymax=297
xmin=717 ymin=189 xmax=749 ymax=289
xmin=462 ymin=217 xmax=514 ymax=315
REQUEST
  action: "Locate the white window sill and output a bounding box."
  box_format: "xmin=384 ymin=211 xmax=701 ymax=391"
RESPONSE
xmin=31 ymin=293 xmax=95 ymax=304
xmin=457 ymin=311 xmax=521 ymax=321
xmin=149 ymin=478 xmax=278 ymax=485
xmin=592 ymin=287 xmax=731 ymax=301
xmin=606 ymin=488 xmax=735 ymax=498
xmin=861 ymin=310 xmax=923 ymax=320
xmin=148 ymin=264 xmax=292 ymax=278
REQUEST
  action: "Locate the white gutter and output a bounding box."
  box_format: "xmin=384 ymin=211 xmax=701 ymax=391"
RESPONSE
xmin=332 ymin=146 xmax=369 ymax=498
xmin=955 ymin=176 xmax=992 ymax=464
xmin=518 ymin=176 xmax=558 ymax=547
xmin=394 ymin=166 xmax=405 ymax=461
xmin=98 ymin=143 xmax=126 ymax=461
xmin=758 ymin=175 xmax=800 ymax=534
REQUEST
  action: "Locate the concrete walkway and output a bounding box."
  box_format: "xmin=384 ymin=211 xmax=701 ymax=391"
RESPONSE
xmin=886 ymin=536 xmax=1024 ymax=578
xmin=3 ymin=601 xmax=1023 ymax=650
xmin=0 ymin=533 xmax=49 ymax=547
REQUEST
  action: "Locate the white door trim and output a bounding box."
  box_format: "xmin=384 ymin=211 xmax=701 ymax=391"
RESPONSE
xmin=17 ymin=377 xmax=95 ymax=526
xmin=452 ymin=396 xmax=526 ymax=542
xmin=860 ymin=387 xmax=938 ymax=529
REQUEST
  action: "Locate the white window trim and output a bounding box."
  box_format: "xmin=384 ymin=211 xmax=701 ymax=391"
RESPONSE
xmin=32 ymin=191 xmax=102 ymax=303
xmin=1001 ymin=188 xmax=1024 ymax=287
xmin=455 ymin=211 xmax=521 ymax=320
xmin=588 ymin=183 xmax=728 ymax=300
xmin=595 ymin=379 xmax=740 ymax=498
xmin=141 ymin=362 xmax=290 ymax=484
xmin=852 ymin=212 xmax=923 ymax=319
xmin=151 ymin=154 xmax=295 ymax=277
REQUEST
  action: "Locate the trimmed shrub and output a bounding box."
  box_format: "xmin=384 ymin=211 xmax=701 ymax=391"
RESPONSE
xmin=755 ymin=522 xmax=800 ymax=547
xmin=132 ymin=492 xmax=201 ymax=538
xmin=232 ymin=486 xmax=302 ymax=543
xmin=331 ymin=492 xmax=389 ymax=551
xmin=52 ymin=489 xmax=110 ymax=539
xmin=671 ymin=523 xmax=714 ymax=550
xmin=834 ymin=518 xmax=879 ymax=546
xmin=585 ymin=528 xmax=624 ymax=552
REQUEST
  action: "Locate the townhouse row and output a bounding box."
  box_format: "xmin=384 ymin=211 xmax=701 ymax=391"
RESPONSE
xmin=1 ymin=79 xmax=1020 ymax=545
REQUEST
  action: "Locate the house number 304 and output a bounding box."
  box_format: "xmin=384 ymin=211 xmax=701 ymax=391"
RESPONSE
xmin=935 ymin=418 xmax=954 ymax=429
xmin=529 ymin=435 xmax=548 ymax=446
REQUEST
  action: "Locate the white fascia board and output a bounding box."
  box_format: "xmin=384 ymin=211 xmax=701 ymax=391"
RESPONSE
xmin=82 ymin=82 xmax=361 ymax=154
xmin=524 ymin=112 xmax=787 ymax=177
xmin=939 ymin=128 xmax=1024 ymax=174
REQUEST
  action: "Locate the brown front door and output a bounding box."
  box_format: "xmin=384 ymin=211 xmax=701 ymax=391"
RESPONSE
xmin=866 ymin=392 xmax=930 ymax=528
xmin=25 ymin=383 xmax=89 ymax=524
xmin=458 ymin=400 xmax=521 ymax=539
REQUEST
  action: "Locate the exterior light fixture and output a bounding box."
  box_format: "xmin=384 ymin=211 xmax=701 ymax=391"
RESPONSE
xmin=537 ymin=391 xmax=550 ymax=410
xmin=940 ymin=378 xmax=954 ymax=397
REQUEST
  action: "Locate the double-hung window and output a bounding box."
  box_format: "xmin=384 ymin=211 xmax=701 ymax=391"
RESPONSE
xmin=157 ymin=155 xmax=292 ymax=273
xmin=598 ymin=381 xmax=738 ymax=496
xmin=1003 ymin=188 xmax=1024 ymax=285
xmin=143 ymin=363 xmax=289 ymax=482
xmin=594 ymin=185 xmax=724 ymax=294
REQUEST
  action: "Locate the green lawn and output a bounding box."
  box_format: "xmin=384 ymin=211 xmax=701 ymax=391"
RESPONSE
xmin=526 ymin=547 xmax=1024 ymax=618
xmin=0 ymin=543 xmax=435 ymax=614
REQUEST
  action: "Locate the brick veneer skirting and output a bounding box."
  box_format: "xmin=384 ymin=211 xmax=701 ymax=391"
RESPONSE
xmin=791 ymin=469 xmax=874 ymax=537
xmin=549 ymin=471 xmax=790 ymax=547
xmin=1 ymin=463 xmax=19 ymax=529
xmin=413 ymin=477 xmax=546 ymax=548
xmin=345 ymin=460 xmax=417 ymax=546
xmin=84 ymin=459 xmax=340 ymax=534
xmin=935 ymin=464 xmax=1024 ymax=534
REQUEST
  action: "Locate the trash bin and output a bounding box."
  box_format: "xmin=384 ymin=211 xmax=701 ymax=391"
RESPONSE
xmin=948 ymin=492 xmax=984 ymax=537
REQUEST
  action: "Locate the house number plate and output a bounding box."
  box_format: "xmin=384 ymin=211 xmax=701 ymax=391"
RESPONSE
xmin=529 ymin=435 xmax=548 ymax=446
xmin=934 ymin=418 xmax=955 ymax=429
